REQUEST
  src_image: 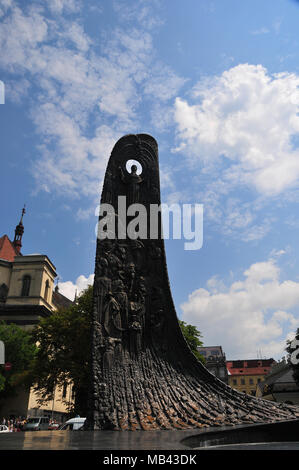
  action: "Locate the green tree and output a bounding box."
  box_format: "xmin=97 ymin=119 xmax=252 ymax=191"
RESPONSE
xmin=32 ymin=286 xmax=205 ymax=416
xmin=0 ymin=322 xmax=37 ymax=399
xmin=31 ymin=285 xmax=93 ymax=416
xmin=179 ymin=320 xmax=205 ymax=363
xmin=286 ymin=327 xmax=299 ymax=387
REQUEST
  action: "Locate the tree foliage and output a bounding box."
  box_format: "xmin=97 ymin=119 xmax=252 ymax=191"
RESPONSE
xmin=286 ymin=327 xmax=299 ymax=387
xmin=179 ymin=320 xmax=205 ymax=363
xmin=32 ymin=285 xmax=93 ymax=416
xmin=0 ymin=322 xmax=37 ymax=398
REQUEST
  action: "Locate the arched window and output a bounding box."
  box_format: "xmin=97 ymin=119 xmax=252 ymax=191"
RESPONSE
xmin=21 ymin=275 xmax=31 ymax=297
xmin=44 ymin=280 xmax=50 ymax=302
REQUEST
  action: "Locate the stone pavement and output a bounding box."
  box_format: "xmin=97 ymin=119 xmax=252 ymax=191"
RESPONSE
xmin=0 ymin=420 xmax=299 ymax=450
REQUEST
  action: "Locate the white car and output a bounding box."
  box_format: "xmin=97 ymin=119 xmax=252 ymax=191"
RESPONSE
xmin=0 ymin=425 xmax=9 ymax=433
xmin=58 ymin=417 xmax=86 ymax=431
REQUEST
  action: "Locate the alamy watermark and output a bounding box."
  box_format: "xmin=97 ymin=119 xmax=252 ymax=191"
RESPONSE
xmin=290 ymin=338 xmax=299 ymax=366
xmin=95 ymin=196 xmax=203 ymax=251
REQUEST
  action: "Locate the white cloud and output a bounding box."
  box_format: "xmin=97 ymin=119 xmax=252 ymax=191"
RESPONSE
xmin=112 ymin=0 xmax=164 ymax=30
xmin=174 ymin=64 xmax=299 ymax=197
xmin=0 ymin=0 xmax=12 ymax=17
xmin=0 ymin=2 xmax=184 ymax=199
xmin=251 ymin=27 xmax=270 ymax=35
xmin=45 ymin=0 xmax=82 ymax=14
xmin=181 ymin=258 xmax=299 ymax=359
xmin=58 ymin=273 xmax=94 ymax=301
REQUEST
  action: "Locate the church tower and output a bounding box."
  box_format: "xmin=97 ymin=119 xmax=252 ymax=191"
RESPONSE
xmin=13 ymin=205 xmax=26 ymax=254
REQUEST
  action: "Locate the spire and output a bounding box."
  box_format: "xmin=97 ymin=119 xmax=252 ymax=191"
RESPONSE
xmin=13 ymin=205 xmax=26 ymax=254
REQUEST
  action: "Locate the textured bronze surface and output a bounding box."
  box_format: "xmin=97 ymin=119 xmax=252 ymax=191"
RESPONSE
xmin=85 ymin=134 xmax=299 ymax=430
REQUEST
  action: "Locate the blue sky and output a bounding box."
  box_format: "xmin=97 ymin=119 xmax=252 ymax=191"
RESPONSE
xmin=2 ymin=0 xmax=299 ymax=359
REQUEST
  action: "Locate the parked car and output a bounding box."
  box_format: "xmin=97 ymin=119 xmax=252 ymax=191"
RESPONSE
xmin=0 ymin=425 xmax=9 ymax=433
xmin=24 ymin=417 xmax=50 ymax=431
xmin=58 ymin=417 xmax=86 ymax=430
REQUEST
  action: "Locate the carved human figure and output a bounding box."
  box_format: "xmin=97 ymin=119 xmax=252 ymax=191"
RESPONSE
xmin=149 ymin=242 xmax=162 ymax=274
xmin=99 ymin=241 xmax=124 ymax=279
xmin=112 ymin=279 xmax=129 ymax=331
xmin=103 ymin=293 xmax=122 ymax=338
xmin=125 ymin=262 xmax=136 ymax=296
xmin=129 ymin=239 xmax=144 ymax=270
xmin=129 ymin=294 xmax=143 ymax=354
xmin=106 ymin=250 xmax=123 ymax=278
xmin=119 ymin=164 xmax=143 ymax=205
xmin=93 ymin=257 xmax=112 ymax=324
xmin=102 ymin=337 xmax=121 ymax=370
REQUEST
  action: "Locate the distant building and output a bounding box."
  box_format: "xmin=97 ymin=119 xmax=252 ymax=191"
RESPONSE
xmin=256 ymin=358 xmax=299 ymax=405
xmin=197 ymin=346 xmax=228 ymax=383
xmin=0 ymin=209 xmax=74 ymax=421
xmin=226 ymin=359 xmax=276 ymax=396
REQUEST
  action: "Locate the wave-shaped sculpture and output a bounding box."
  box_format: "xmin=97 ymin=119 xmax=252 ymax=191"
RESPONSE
xmin=85 ymin=134 xmax=299 ymax=430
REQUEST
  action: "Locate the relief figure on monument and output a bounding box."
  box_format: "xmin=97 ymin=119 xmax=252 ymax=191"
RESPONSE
xmin=129 ymin=293 xmax=143 ymax=355
xmin=119 ymin=163 xmax=144 ymax=205
xmin=93 ymin=257 xmax=112 ymax=324
xmin=111 ymin=279 xmax=129 ymax=332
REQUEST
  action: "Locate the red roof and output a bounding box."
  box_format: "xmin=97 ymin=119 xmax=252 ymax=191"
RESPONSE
xmin=226 ymin=359 xmax=275 ymax=376
xmin=0 ymin=235 xmax=20 ymax=262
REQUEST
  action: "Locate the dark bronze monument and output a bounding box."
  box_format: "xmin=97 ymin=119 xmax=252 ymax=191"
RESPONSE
xmin=85 ymin=134 xmax=299 ymax=431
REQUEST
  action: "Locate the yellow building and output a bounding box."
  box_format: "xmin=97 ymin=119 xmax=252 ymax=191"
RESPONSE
xmin=228 ymin=373 xmax=265 ymax=396
xmin=0 ymin=209 xmax=74 ymax=421
xmin=226 ymin=359 xmax=276 ymax=396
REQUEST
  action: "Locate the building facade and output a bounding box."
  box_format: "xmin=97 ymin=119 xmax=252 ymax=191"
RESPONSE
xmin=0 ymin=210 xmax=74 ymax=421
xmin=226 ymin=359 xmax=276 ymax=396
xmin=256 ymin=358 xmax=299 ymax=405
xmin=197 ymin=346 xmax=228 ymax=383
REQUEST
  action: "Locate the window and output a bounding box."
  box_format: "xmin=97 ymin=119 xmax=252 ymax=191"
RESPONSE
xmin=21 ymin=275 xmax=31 ymax=297
xmin=249 ymin=378 xmax=254 ymax=385
xmin=233 ymin=379 xmax=237 ymax=385
xmin=62 ymin=383 xmax=68 ymax=398
xmin=44 ymin=280 xmax=50 ymax=302
xmin=241 ymin=378 xmax=245 ymax=385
